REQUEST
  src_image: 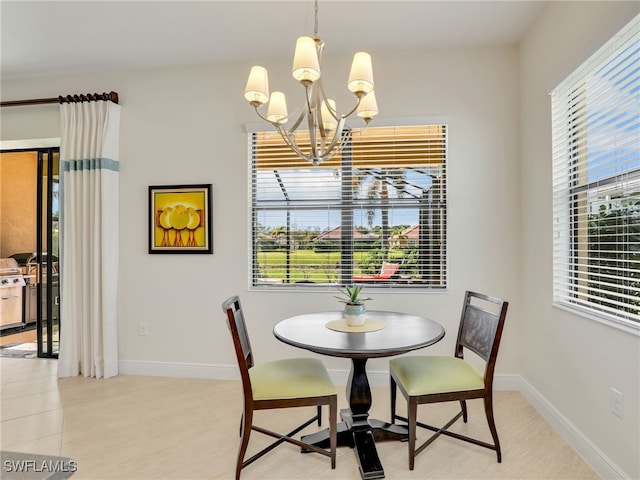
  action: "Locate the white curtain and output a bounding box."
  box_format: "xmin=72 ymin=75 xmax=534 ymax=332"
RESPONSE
xmin=57 ymin=100 xmax=121 ymax=379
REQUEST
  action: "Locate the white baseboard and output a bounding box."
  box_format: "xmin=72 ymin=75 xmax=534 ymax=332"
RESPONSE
xmin=517 ymin=376 xmax=627 ymax=480
xmin=118 ymin=360 xmax=627 ymax=479
xmin=119 ymin=360 xmax=239 ymax=380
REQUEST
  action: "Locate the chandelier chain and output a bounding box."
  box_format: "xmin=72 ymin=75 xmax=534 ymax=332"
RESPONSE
xmin=314 ymin=0 xmax=318 ymax=38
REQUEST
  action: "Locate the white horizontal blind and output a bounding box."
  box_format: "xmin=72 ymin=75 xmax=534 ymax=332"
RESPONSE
xmin=249 ymin=124 xmax=447 ymax=289
xmin=552 ymin=15 xmax=640 ymax=327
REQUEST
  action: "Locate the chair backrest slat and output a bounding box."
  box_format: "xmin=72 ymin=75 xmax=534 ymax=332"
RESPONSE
xmin=222 ymin=296 xmax=254 ymax=399
xmin=456 ymin=291 xmax=508 ymax=379
xmin=459 ymin=304 xmax=499 ymax=361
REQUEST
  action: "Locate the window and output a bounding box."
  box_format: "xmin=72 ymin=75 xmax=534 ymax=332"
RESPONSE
xmin=249 ymin=124 xmax=447 ymax=289
xmin=552 ymin=15 xmax=639 ymax=329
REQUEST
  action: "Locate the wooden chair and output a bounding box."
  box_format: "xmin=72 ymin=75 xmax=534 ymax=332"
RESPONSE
xmin=222 ymin=296 xmax=337 ymax=479
xmin=389 ymin=290 xmax=509 ymax=470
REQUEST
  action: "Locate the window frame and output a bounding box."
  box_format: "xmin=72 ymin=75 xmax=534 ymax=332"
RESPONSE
xmin=551 ymin=15 xmax=640 ymax=333
xmin=247 ymin=119 xmax=449 ymax=291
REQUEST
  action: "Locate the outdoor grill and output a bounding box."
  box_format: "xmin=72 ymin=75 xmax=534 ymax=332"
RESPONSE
xmin=0 ymin=257 xmax=27 ymax=329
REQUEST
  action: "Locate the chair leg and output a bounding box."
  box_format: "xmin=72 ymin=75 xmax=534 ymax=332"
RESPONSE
xmin=484 ymin=394 xmax=502 ymax=463
xmin=329 ymin=397 xmax=337 ymax=469
xmin=236 ymin=409 xmax=253 ymax=480
xmin=317 ymin=405 xmax=322 ymax=426
xmin=390 ymin=375 xmax=397 ymax=424
xmin=408 ymin=398 xmax=418 ymax=470
xmin=460 ymin=399 xmax=468 ymax=422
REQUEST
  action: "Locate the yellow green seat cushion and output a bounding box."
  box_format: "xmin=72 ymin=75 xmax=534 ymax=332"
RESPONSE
xmin=390 ymin=356 xmax=484 ymax=396
xmin=250 ymin=358 xmax=336 ymax=400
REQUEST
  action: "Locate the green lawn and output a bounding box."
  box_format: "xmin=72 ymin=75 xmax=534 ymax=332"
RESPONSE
xmin=256 ymin=249 xmax=406 ymax=283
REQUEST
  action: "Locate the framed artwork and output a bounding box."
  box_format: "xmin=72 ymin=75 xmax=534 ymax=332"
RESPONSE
xmin=148 ymin=184 xmax=213 ymax=254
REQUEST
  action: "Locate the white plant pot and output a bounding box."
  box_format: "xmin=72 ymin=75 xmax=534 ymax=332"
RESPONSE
xmin=344 ymin=304 xmax=366 ymax=326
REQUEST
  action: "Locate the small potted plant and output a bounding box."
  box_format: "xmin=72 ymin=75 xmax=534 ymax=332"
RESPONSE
xmin=335 ymin=285 xmax=371 ymax=326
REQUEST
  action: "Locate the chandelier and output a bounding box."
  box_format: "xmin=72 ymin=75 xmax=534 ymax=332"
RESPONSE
xmin=243 ymin=0 xmax=378 ymax=166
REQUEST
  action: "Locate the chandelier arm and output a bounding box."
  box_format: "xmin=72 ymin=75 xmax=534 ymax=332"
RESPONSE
xmin=325 ymin=103 xmax=340 ymax=123
xmin=316 ymin=79 xmax=362 ymax=121
xmin=319 ymin=145 xmax=342 ymax=163
xmin=312 ymin=89 xmax=326 ymax=162
xmin=304 ymin=84 xmax=314 ymax=115
xmin=320 ymin=130 xmax=328 ymax=153
xmin=252 ymin=105 xmax=276 ymax=125
xmin=316 ymin=89 xmax=335 ymax=144
xmin=313 ymin=81 xmax=329 ymax=161
xmin=278 ymin=126 xmax=301 ymax=153
xmin=314 ymin=80 xmax=339 ymax=161
xmin=321 ymin=117 xmax=348 ymax=156
xmin=286 ymin=105 xmax=306 ymax=134
xmin=316 ymin=80 xmax=341 ymax=123
xmin=341 ymin=99 xmax=363 ymax=120
xmin=307 ymin=110 xmax=319 ymax=162
xmin=316 ymin=131 xmax=350 ymax=164
xmin=310 ymin=81 xmax=349 ymax=163
xmin=335 ymin=89 xmax=368 ymax=120
xmin=275 ymin=124 xmax=313 ymax=163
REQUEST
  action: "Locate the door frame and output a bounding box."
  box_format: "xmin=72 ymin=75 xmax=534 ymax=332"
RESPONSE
xmin=1 ymin=140 xmax=61 ymax=359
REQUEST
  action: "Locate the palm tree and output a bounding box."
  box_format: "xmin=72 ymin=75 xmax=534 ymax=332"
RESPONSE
xmin=352 ymin=167 xmax=410 ymax=257
xmin=270 ymin=225 xmax=288 ymax=247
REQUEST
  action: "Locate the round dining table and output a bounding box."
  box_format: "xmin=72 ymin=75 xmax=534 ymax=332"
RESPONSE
xmin=274 ymin=310 xmax=445 ymax=480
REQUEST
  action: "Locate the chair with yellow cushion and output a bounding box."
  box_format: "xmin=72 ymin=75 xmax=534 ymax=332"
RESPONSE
xmin=389 ymin=290 xmax=509 ymax=470
xmin=222 ymin=296 xmax=337 ymax=480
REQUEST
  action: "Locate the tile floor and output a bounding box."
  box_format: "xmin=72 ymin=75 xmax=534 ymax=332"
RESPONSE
xmin=1 ymin=357 xmax=599 ymax=479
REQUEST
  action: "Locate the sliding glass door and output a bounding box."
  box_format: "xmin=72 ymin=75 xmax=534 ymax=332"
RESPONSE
xmin=35 ymin=148 xmax=60 ymax=357
xmin=0 ymin=147 xmax=60 ymax=358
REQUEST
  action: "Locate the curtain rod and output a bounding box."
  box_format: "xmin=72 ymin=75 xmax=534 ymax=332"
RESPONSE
xmin=1 ymin=91 xmax=119 ymax=107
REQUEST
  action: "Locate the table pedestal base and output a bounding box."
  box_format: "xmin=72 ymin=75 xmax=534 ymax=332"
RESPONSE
xmin=301 ymin=409 xmax=409 ymax=479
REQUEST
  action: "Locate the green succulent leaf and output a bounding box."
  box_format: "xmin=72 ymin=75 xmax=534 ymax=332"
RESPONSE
xmin=335 ymin=285 xmax=372 ymax=305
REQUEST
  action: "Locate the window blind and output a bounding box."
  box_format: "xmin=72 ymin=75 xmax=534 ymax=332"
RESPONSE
xmin=552 ymin=15 xmax=640 ymax=327
xmin=249 ymin=124 xmax=447 ymax=289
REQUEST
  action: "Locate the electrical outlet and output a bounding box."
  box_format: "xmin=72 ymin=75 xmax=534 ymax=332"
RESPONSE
xmin=610 ymin=388 xmax=624 ymax=418
xmin=138 ymin=322 xmax=149 ymax=336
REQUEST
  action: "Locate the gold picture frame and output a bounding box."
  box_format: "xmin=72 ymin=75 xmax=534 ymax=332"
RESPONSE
xmin=148 ymin=184 xmax=213 ymax=254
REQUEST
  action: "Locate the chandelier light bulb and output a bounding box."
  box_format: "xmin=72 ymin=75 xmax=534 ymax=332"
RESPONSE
xmin=292 ymin=36 xmax=321 ymax=84
xmin=244 ymin=66 xmax=269 ymax=106
xmin=348 ymin=52 xmax=374 ymax=96
xmin=266 ymin=91 xmax=288 ymax=124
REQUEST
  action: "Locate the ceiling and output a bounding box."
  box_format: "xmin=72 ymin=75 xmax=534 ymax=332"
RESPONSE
xmin=1 ymin=1 xmax=546 ymax=80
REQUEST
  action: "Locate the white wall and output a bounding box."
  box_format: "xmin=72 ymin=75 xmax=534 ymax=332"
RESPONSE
xmin=0 ymin=45 xmax=520 ymax=375
xmin=519 ymin=2 xmax=639 ymax=479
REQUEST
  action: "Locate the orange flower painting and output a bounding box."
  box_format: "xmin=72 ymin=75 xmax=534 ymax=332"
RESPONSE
xmin=149 ymin=184 xmax=212 ymax=254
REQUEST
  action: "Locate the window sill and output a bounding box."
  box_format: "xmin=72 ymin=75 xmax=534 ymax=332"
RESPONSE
xmin=553 ymin=302 xmax=640 ymax=336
